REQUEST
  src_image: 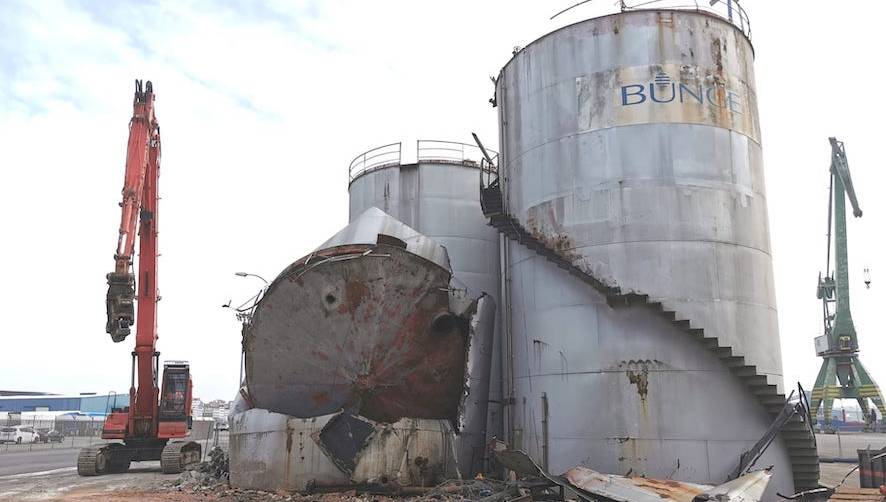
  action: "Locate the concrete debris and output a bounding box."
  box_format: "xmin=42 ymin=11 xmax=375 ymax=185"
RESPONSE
xmin=170 ymin=447 xmax=230 ymax=491
xmin=160 ymin=475 xmax=526 ymax=502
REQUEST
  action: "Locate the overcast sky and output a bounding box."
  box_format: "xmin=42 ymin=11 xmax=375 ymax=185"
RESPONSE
xmin=1 ymin=0 xmax=883 ymax=403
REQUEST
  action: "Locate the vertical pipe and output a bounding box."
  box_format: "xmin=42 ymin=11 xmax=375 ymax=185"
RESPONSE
xmin=500 ymin=233 xmax=514 ymax=447
xmin=541 ymin=393 xmax=549 ymax=471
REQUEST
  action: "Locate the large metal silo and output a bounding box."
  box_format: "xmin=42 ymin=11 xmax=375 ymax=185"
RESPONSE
xmin=348 ymin=141 xmax=503 ymax=475
xmin=491 ymin=7 xmax=817 ymax=494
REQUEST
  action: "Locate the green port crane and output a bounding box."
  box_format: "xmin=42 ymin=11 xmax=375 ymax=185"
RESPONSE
xmin=810 ymin=137 xmax=885 ymax=429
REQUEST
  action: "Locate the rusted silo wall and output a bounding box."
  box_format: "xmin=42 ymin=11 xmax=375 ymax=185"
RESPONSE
xmin=348 ymin=145 xmax=503 ymax=475
xmin=495 ymin=9 xmax=799 ymax=494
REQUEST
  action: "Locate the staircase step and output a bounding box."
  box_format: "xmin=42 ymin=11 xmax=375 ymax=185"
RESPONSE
xmin=672 ymin=319 xmax=691 ymax=330
xmin=659 ymin=310 xmax=677 ymax=321
xmin=788 ymin=449 xmax=820 ymax=459
xmin=785 ymin=437 xmax=816 ymax=447
xmin=765 ymin=404 xmax=788 ymax=415
xmin=759 ymin=395 xmax=787 ymax=405
xmin=751 ymin=384 xmax=780 ymax=396
xmin=794 ymin=469 xmax=821 ymax=476
xmin=700 ymin=337 xmax=720 ymax=349
xmin=742 ymin=375 xmax=769 ymax=387
xmin=731 ymin=365 xmax=759 ymax=378
xmin=781 ymin=422 xmax=811 ymax=432
xmin=789 ymin=456 xmax=821 ymax=466
xmin=721 ymin=356 xmax=746 ymax=368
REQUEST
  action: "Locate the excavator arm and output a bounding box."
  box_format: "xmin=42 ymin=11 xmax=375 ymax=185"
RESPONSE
xmin=829 ymin=137 xmax=861 ymax=218
xmin=106 ymin=80 xmax=160 ymax=342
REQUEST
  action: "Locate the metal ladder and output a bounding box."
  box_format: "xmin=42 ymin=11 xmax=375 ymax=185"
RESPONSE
xmin=479 ymin=172 xmax=820 ymax=491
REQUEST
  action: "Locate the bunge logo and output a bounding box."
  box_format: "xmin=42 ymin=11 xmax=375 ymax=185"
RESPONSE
xmin=621 ymin=71 xmax=743 ymax=115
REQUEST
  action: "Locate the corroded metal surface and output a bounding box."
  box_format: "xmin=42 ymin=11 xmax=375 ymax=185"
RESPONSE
xmin=349 ymin=160 xmax=504 ymax=472
xmin=245 ymin=238 xmax=467 ymax=422
xmin=229 ymin=409 xmax=458 ymax=492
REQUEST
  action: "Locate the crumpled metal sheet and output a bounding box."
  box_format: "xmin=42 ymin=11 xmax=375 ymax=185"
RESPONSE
xmin=565 ymin=466 xmax=707 ymax=502
xmin=350 ymin=416 xmax=460 ymax=487
xmin=318 ymin=207 xmax=450 ymax=272
xmin=564 ymin=465 xmax=772 ymax=502
xmin=495 ymin=448 xmax=771 ymax=502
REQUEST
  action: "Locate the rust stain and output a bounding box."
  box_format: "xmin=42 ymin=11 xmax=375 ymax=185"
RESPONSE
xmin=345 ymin=280 xmax=369 ymax=311
xmin=626 ymin=367 xmax=649 ymax=402
xmin=630 ymin=476 xmax=704 ymax=501
xmin=311 ymin=392 xmax=330 ymax=407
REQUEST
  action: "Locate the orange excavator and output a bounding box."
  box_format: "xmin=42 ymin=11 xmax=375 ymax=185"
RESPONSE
xmin=77 ymin=80 xmax=201 ymax=475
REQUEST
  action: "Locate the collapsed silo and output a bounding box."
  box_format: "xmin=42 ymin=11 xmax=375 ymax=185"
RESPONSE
xmin=486 ymin=7 xmax=817 ymax=495
xmin=348 ymin=141 xmax=503 ymax=474
xmin=232 ymin=208 xmax=494 ymax=491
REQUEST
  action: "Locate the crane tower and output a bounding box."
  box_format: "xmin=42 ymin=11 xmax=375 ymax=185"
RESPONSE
xmin=810 ymin=137 xmax=886 ymax=428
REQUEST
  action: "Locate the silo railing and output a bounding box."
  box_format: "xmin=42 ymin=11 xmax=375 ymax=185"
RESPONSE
xmin=349 ymin=140 xmax=501 ymax=184
xmin=348 ymin=142 xmax=402 ymax=183
xmin=417 ymin=140 xmax=497 ymax=169
xmin=620 ymin=0 xmax=751 ymax=40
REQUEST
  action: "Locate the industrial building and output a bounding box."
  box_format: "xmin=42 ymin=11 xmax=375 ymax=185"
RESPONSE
xmin=0 ymin=393 xmax=129 ymax=414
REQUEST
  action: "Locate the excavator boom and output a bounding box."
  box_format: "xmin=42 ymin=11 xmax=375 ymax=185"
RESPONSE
xmin=106 ymin=80 xmax=159 ymax=343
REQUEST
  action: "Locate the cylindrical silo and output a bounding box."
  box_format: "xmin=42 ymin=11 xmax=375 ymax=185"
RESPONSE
xmin=494 ymin=8 xmax=813 ymax=495
xmin=348 ymin=141 xmax=503 ymax=474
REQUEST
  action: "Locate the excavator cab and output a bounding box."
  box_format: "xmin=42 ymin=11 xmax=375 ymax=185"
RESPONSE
xmin=158 ymin=362 xmax=193 ymax=438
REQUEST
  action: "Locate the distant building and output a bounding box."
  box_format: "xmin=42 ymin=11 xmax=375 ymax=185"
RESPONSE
xmin=192 ymin=398 xmax=232 ymax=423
xmin=0 ymin=393 xmax=130 ymax=414
xmin=192 ymin=398 xmax=204 ymax=418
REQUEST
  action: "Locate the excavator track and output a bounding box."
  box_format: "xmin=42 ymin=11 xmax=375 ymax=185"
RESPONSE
xmin=161 ymin=441 xmax=202 ymax=474
xmin=77 ymin=444 xmax=131 ymax=476
xmin=77 ymin=446 xmax=106 ymax=476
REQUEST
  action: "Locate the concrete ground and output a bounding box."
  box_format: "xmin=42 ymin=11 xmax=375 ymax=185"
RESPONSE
xmin=815 ymin=431 xmax=886 ymax=488
xmin=0 ymin=431 xmax=882 ymax=500
xmin=0 ymin=463 xmax=181 ymax=501
xmin=0 ymin=432 xmax=229 ymax=501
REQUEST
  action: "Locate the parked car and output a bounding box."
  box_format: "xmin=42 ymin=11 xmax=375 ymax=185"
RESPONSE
xmin=36 ymin=428 xmax=64 ymax=443
xmin=0 ymin=426 xmax=39 ymax=444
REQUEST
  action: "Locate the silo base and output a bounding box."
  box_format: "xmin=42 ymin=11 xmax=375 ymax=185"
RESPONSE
xmin=230 ymin=408 xmax=461 ymax=492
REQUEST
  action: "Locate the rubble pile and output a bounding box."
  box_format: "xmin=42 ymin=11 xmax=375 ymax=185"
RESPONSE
xmin=163 ymin=456 xmax=530 ymax=502
xmin=168 ymin=447 xmax=229 ymax=492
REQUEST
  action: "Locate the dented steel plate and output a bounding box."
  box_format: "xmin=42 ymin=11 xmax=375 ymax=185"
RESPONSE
xmin=245 ymin=242 xmax=468 ymax=423
xmin=319 ymin=207 xmax=450 ymax=272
